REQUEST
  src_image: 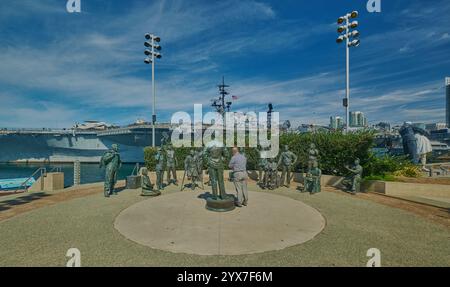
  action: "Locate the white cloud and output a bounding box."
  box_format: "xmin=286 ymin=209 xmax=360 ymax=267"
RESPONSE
xmin=441 ymin=33 xmax=450 ymax=40
xmin=0 ymin=0 xmax=449 ymax=128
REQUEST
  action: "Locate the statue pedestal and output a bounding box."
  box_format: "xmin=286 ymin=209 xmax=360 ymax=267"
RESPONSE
xmin=205 ymin=194 xmax=235 ymax=212
xmin=126 ymin=175 xmax=142 ymax=189
xmin=141 ymin=189 xmax=161 ymax=197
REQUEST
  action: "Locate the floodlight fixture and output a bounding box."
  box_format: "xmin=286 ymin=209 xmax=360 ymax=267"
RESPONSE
xmin=335 ymin=11 xmax=360 ymax=133
xmin=336 ymin=35 xmax=346 ymax=43
xmin=349 ymin=30 xmax=360 ymax=38
xmin=337 ymin=26 xmax=347 ymax=33
xmin=349 ymin=39 xmax=360 ymax=47
xmin=143 ymin=33 xmax=163 ymax=147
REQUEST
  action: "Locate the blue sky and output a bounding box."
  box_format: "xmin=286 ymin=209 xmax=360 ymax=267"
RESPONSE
xmin=0 ymin=0 xmax=449 ymax=128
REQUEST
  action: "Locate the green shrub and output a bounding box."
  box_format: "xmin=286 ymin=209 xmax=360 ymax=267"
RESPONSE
xmin=144 ymin=130 xmax=376 ymax=176
xmin=144 ymin=146 xmax=192 ymax=171
xmin=393 ymin=165 xmax=421 ymax=178
xmin=364 ymin=154 xmax=420 ymax=178
xmin=279 ymin=130 xmax=375 ymax=176
xmin=364 ymin=174 xmax=396 ymax=182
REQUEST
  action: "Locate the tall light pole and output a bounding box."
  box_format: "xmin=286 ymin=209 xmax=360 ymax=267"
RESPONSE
xmin=144 ymin=33 xmax=162 ymax=147
xmin=336 ymin=11 xmax=360 ymax=133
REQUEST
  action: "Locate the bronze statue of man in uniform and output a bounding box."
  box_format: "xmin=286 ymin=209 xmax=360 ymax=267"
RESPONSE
xmin=343 ymin=158 xmax=363 ymax=195
xmin=307 ymin=143 xmax=319 ymax=172
xmin=165 ymin=144 xmax=178 ymax=186
xmin=278 ymin=145 xmax=298 ymax=187
xmin=155 ymin=147 xmax=165 ymax=191
xmin=99 ymin=144 xmax=122 ymax=197
xmin=304 ymin=161 xmax=321 ymax=194
xmin=194 ymin=148 xmax=204 ymax=184
xmin=204 ymin=140 xmax=228 ymax=199
xmin=184 ymin=150 xmax=199 ymax=190
xmin=257 ymin=145 xmax=268 ymax=184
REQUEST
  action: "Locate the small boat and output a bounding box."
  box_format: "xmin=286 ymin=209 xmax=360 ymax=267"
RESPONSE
xmin=0 ymin=178 xmax=36 ymax=191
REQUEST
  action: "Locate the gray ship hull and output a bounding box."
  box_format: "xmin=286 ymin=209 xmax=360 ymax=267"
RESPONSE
xmin=0 ymin=125 xmax=170 ymax=163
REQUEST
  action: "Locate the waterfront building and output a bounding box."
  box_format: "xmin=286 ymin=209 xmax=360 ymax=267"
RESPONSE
xmin=412 ymin=122 xmax=426 ymax=131
xmin=426 ymin=123 xmax=447 ymax=131
xmin=374 ymin=122 xmax=391 ymax=132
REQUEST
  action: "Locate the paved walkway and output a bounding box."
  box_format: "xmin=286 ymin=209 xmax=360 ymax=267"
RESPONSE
xmin=0 ymin=183 xmax=448 ymax=266
xmin=114 ymin=191 xmax=325 ymax=255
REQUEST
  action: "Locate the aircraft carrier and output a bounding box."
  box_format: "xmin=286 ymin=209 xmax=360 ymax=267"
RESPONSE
xmin=0 ymin=77 xmax=239 ymax=164
xmin=0 ymin=121 xmax=172 ymax=163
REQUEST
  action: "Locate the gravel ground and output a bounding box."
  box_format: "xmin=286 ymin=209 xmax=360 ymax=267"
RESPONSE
xmin=0 ymin=181 xmax=449 ymax=267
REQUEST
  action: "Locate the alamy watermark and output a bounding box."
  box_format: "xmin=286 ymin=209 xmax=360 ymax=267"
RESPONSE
xmin=170 ymin=104 xmax=280 ymax=158
xmin=66 ymin=248 xmax=81 ymax=267
xmin=367 ymin=0 xmax=381 ymax=13
xmin=66 ymin=0 xmax=81 ymax=13
xmin=366 ymin=248 xmax=381 ymax=267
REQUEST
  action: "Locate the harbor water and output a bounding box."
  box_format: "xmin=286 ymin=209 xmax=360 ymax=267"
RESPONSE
xmin=0 ymin=163 xmax=138 ymax=188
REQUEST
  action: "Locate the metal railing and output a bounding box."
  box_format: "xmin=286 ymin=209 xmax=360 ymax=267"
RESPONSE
xmin=131 ymin=163 xmax=140 ymax=176
xmin=14 ymin=167 xmax=47 ymax=193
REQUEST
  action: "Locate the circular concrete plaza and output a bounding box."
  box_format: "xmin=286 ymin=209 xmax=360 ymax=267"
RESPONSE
xmin=114 ymin=190 xmax=326 ymax=255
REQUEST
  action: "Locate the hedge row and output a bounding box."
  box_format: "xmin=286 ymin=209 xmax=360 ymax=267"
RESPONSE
xmin=144 ymin=131 xmax=376 ymax=177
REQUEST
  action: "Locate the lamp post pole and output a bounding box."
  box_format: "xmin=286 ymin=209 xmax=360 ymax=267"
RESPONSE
xmin=345 ymin=16 xmax=350 ymax=133
xmin=151 ymin=36 xmax=156 ymax=148
xmin=144 ymin=33 xmax=161 ymax=148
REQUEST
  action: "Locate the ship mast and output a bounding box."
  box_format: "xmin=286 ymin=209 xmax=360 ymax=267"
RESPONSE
xmin=267 ymin=103 xmax=274 ymax=129
xmin=211 ymin=76 xmax=232 ymax=116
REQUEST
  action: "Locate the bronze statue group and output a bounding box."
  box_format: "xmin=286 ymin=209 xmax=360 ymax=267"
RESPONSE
xmin=257 ymin=144 xmax=323 ymax=194
xmin=99 ymin=142 xmax=364 ymax=199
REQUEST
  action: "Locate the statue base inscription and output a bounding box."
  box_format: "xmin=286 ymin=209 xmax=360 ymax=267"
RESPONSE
xmin=205 ymin=194 xmax=235 ymax=212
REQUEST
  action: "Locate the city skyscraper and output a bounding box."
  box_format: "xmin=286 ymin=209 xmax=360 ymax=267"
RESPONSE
xmin=446 ymin=77 xmax=450 ymax=128
xmin=330 ymin=116 xmax=344 ymax=129
xmin=349 ymin=111 xmax=368 ymax=127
